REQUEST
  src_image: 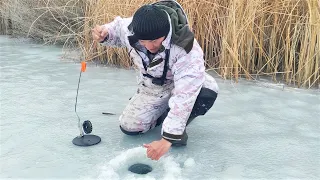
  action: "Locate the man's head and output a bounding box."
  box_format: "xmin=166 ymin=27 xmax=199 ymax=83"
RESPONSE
xmin=131 ymin=5 xmax=170 ymax=53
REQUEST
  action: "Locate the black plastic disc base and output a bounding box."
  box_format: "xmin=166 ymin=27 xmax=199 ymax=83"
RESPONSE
xmin=128 ymin=163 xmax=152 ymax=174
xmin=72 ymin=134 xmax=101 ymax=146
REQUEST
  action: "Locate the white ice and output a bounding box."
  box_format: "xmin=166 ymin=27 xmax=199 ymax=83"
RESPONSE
xmin=0 ymin=35 xmax=319 ymax=179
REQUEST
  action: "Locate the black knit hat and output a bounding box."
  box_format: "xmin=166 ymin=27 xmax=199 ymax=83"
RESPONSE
xmin=131 ymin=5 xmax=170 ymax=40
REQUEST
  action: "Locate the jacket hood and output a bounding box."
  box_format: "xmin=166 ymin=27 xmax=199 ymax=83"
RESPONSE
xmin=128 ymin=0 xmax=194 ymax=53
xmin=152 ymin=0 xmax=194 ymax=53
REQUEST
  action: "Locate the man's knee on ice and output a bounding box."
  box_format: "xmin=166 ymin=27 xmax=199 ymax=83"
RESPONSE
xmin=119 ymin=115 xmax=151 ymax=136
xmin=119 ymin=125 xmax=142 ymax=136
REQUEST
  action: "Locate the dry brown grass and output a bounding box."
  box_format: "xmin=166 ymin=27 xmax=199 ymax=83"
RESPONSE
xmin=0 ymin=0 xmax=85 ymax=46
xmin=1 ymin=0 xmax=319 ymax=88
xmin=82 ymin=0 xmax=319 ymax=88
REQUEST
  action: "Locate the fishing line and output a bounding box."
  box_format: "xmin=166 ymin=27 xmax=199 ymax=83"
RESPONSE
xmin=75 ymin=67 xmax=84 ymax=136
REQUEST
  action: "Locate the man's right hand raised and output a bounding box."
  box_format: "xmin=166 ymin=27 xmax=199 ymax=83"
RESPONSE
xmin=92 ymin=25 xmax=109 ymax=43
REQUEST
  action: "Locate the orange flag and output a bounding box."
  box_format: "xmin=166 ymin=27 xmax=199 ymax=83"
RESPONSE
xmin=81 ymin=61 xmax=87 ymax=72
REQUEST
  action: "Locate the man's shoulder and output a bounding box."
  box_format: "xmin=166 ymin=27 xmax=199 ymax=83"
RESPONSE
xmin=170 ymin=39 xmax=203 ymax=58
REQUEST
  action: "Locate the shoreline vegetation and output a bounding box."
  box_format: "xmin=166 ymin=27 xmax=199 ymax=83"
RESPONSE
xmin=0 ymin=0 xmax=319 ymax=89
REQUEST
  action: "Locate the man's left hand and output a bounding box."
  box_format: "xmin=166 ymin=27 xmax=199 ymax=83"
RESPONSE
xmin=143 ymin=138 xmax=172 ymax=160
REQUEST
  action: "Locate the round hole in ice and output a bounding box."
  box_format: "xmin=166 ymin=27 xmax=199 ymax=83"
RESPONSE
xmin=97 ymin=147 xmax=186 ymax=179
xmin=128 ymin=163 xmax=152 ymax=174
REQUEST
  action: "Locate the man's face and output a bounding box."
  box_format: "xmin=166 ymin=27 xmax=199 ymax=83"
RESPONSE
xmin=139 ymin=36 xmax=166 ymax=53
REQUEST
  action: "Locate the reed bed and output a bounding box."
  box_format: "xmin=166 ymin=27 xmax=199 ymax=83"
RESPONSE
xmin=82 ymin=0 xmax=319 ymax=88
xmin=1 ymin=0 xmax=319 ymax=88
xmin=0 ymin=0 xmax=85 ymax=46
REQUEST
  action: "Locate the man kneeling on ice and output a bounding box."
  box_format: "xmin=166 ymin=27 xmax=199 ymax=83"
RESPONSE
xmin=92 ymin=0 xmax=219 ymax=160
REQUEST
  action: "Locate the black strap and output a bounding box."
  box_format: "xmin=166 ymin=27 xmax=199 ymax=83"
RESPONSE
xmin=143 ymin=73 xmax=154 ymax=78
xmin=132 ymin=49 xmax=148 ymax=71
xmin=142 ymin=49 xmax=170 ymax=86
xmin=160 ymin=49 xmax=170 ymax=84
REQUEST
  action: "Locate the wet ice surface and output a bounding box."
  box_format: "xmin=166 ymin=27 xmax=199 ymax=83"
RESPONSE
xmin=0 ymin=35 xmax=319 ymax=179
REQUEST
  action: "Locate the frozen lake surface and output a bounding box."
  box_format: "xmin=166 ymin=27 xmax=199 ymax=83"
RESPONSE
xmin=0 ymin=35 xmax=319 ymax=179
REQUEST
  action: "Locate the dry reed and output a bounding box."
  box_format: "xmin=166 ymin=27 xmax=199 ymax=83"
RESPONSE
xmin=82 ymin=0 xmax=319 ymax=88
xmin=1 ymin=0 xmax=319 ymax=88
xmin=0 ymin=0 xmax=85 ymax=47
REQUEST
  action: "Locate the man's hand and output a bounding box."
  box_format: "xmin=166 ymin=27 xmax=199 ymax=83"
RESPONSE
xmin=91 ymin=25 xmax=108 ymax=43
xmin=143 ymin=138 xmax=172 ymax=161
